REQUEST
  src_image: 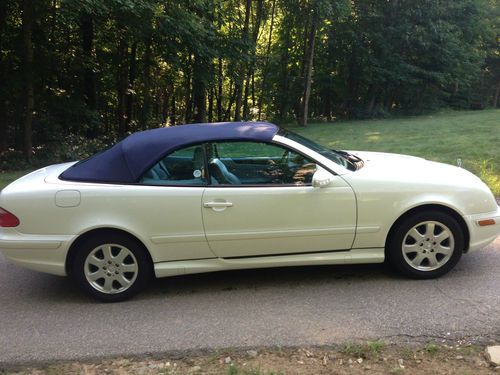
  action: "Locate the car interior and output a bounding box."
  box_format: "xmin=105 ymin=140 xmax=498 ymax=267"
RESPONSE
xmin=140 ymin=142 xmax=317 ymax=186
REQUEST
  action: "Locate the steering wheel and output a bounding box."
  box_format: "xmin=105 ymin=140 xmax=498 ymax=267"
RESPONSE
xmin=281 ymin=150 xmax=305 ymax=169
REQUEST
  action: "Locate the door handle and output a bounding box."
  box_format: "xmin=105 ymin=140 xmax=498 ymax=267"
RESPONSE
xmin=203 ymin=201 xmax=233 ymax=208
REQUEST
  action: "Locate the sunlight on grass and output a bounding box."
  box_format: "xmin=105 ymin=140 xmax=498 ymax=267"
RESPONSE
xmin=289 ymin=109 xmax=500 ymax=195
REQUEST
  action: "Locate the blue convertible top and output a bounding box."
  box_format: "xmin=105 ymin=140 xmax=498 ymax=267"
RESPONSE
xmin=60 ymin=121 xmax=279 ymax=183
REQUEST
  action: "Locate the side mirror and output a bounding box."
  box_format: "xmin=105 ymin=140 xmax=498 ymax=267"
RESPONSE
xmin=312 ymin=167 xmax=335 ymax=188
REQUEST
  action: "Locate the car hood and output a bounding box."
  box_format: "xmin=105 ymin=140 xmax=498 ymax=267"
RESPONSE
xmin=346 ymin=151 xmax=484 ymax=187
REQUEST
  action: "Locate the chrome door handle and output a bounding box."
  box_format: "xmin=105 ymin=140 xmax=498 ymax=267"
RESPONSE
xmin=203 ymin=201 xmax=233 ymax=208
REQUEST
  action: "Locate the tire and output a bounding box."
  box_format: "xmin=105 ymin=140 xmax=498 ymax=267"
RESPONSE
xmin=71 ymin=233 xmax=152 ymax=302
xmin=386 ymin=210 xmax=464 ymax=279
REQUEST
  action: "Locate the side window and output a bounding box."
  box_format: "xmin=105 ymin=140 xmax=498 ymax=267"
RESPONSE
xmin=140 ymin=145 xmax=207 ymax=186
xmin=208 ymin=141 xmax=317 ymax=185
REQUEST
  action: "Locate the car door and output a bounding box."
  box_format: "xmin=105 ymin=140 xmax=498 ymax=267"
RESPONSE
xmin=134 ymin=144 xmax=215 ymax=263
xmin=201 ymin=141 xmax=357 ymax=258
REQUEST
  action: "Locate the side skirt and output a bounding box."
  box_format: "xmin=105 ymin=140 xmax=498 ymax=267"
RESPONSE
xmin=154 ymin=248 xmax=385 ymax=278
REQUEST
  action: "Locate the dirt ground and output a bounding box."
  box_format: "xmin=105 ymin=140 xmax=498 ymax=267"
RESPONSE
xmin=3 ymin=342 xmax=500 ymax=375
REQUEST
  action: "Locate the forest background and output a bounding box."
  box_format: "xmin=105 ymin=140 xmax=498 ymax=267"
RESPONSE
xmin=0 ymin=0 xmax=498 ymax=167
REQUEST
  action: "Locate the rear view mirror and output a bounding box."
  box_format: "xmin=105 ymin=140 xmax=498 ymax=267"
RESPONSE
xmin=312 ymin=167 xmax=335 ymax=188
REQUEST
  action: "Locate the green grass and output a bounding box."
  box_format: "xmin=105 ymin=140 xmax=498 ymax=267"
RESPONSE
xmin=342 ymin=340 xmax=386 ymax=359
xmin=1 ymin=110 xmax=499 ymax=194
xmin=367 ymin=340 xmax=386 ymax=356
xmin=288 ymin=109 xmax=500 ymax=195
xmin=424 ymin=342 xmax=440 ymax=354
xmin=0 ymin=170 xmax=32 ymax=191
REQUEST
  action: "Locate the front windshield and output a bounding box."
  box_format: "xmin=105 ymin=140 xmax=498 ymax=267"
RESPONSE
xmin=278 ymin=129 xmax=357 ymax=171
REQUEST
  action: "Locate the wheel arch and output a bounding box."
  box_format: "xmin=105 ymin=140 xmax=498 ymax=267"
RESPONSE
xmin=384 ymin=204 xmax=470 ymax=255
xmin=65 ymin=227 xmax=154 ymax=276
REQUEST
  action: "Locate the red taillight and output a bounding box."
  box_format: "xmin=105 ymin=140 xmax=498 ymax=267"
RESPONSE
xmin=0 ymin=207 xmax=20 ymax=227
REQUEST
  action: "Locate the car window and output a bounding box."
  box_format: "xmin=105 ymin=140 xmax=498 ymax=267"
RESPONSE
xmin=139 ymin=145 xmax=207 ymax=186
xmin=278 ymin=129 xmax=357 ymax=171
xmin=208 ymin=141 xmax=317 ymax=186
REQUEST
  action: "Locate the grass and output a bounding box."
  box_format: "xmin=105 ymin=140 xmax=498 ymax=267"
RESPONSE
xmin=367 ymin=339 xmax=386 ymax=355
xmin=0 ymin=170 xmax=32 ymax=191
xmin=1 ymin=110 xmax=499 ymax=194
xmin=289 ymin=109 xmax=500 ymax=195
xmin=424 ymin=342 xmax=440 ymax=354
xmin=342 ymin=340 xmax=386 ymax=359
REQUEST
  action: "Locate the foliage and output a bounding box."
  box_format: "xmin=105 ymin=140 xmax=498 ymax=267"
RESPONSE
xmin=0 ymin=134 xmax=114 ymax=172
xmin=0 ymin=0 xmax=498 ymax=158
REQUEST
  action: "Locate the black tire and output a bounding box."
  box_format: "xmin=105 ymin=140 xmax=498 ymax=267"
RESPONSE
xmin=71 ymin=233 xmax=152 ymax=302
xmin=386 ymin=210 xmax=464 ymax=279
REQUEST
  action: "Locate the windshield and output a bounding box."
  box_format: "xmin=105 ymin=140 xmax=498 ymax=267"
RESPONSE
xmin=278 ymin=129 xmax=358 ymax=171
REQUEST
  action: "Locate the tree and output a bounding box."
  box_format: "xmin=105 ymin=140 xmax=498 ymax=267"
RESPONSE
xmin=22 ymin=0 xmax=34 ymax=160
xmin=0 ymin=0 xmax=496 ymax=161
xmin=0 ymin=1 xmax=8 ymax=152
xmin=298 ymin=1 xmax=320 ymax=127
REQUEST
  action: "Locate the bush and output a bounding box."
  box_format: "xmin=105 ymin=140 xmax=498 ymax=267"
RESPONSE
xmin=0 ymin=134 xmax=115 ymax=172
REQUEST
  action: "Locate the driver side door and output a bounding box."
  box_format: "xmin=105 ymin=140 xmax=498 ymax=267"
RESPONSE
xmin=201 ymin=141 xmax=357 ymax=258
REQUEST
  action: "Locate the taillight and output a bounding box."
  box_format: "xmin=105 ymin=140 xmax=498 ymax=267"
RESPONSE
xmin=0 ymin=207 xmax=20 ymax=227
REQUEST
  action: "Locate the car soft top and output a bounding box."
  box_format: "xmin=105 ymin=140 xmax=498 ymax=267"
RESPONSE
xmin=59 ymin=121 xmax=279 ymax=183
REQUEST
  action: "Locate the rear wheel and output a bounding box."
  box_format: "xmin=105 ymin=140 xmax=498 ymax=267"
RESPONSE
xmin=71 ymin=233 xmax=152 ymax=302
xmin=387 ymin=211 xmax=464 ymax=279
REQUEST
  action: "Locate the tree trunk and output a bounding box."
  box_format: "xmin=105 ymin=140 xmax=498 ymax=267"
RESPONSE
xmin=140 ymin=34 xmax=153 ymax=129
xmin=46 ymin=0 xmax=58 ymax=91
xmin=493 ymin=79 xmax=500 ymax=108
xmin=81 ymin=12 xmax=96 ymax=110
xmin=217 ymin=57 xmax=223 ymax=121
xmin=234 ymin=0 xmax=252 ymax=121
xmin=208 ymin=87 xmax=214 ymax=122
xmin=0 ymin=1 xmax=7 ymax=152
xmin=298 ymin=9 xmax=318 ymax=127
xmin=242 ymin=0 xmax=263 ymax=120
xmin=224 ymin=81 xmax=235 ymax=121
xmin=170 ymin=93 xmax=176 ymax=125
xmin=251 ymin=72 xmax=255 ymax=108
xmin=278 ymin=42 xmax=290 ymax=118
xmin=184 ymin=55 xmax=193 ymax=123
xmin=125 ymin=42 xmax=137 ymax=129
xmin=242 ymin=72 xmax=250 ymax=120
xmin=258 ymin=0 xmax=276 ymax=120
xmin=22 ymin=0 xmax=34 ymax=160
xmin=117 ymin=32 xmax=129 ymax=136
xmin=192 ymin=55 xmax=207 ymax=123
xmin=162 ymin=92 xmax=169 ymax=124
xmin=365 ymin=85 xmax=378 ymax=116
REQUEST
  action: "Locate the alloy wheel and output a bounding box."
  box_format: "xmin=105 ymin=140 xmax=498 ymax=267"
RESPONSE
xmin=401 ymin=221 xmax=455 ymax=271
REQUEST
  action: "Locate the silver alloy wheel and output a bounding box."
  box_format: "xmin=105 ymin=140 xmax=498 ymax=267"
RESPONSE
xmin=401 ymin=221 xmax=455 ymax=271
xmin=84 ymin=244 xmax=138 ymax=294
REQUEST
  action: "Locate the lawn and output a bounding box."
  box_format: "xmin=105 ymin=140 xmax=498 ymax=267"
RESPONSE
xmin=0 ymin=170 xmax=32 ymax=191
xmin=290 ymin=109 xmax=500 ymax=195
xmin=1 ymin=109 xmax=499 ymax=194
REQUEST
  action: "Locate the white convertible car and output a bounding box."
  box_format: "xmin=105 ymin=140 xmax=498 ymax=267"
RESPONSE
xmin=0 ymin=122 xmax=499 ymax=301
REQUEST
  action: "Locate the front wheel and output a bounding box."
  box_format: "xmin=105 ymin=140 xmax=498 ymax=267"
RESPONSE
xmin=71 ymin=233 xmax=152 ymax=302
xmin=386 ymin=211 xmax=464 ymax=279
